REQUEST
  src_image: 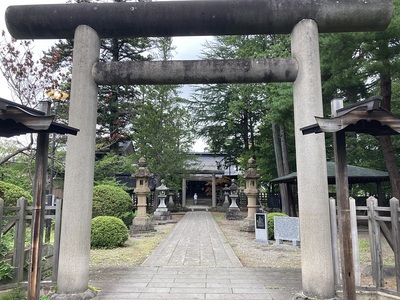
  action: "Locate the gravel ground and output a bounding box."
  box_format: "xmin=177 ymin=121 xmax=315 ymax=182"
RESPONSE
xmin=212 ymin=212 xmax=302 ymax=268
xmin=212 ymin=212 xmax=397 ymax=291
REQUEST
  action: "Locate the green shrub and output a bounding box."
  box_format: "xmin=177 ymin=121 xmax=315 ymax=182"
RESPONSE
xmin=0 ymin=226 xmax=15 ymax=282
xmin=91 ymin=216 xmax=129 ymax=249
xmin=92 ymin=185 xmax=133 ymax=226
xmin=0 ymin=181 xmax=32 ymax=206
xmin=267 ymin=212 xmax=288 ymax=240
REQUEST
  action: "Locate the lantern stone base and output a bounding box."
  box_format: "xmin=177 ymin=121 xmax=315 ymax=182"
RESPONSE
xmin=130 ymin=217 xmax=154 ymax=235
xmin=225 ymin=207 xmax=243 ymax=220
xmin=153 ymin=210 xmax=171 ymax=221
xmin=240 ymin=217 xmax=255 ymax=232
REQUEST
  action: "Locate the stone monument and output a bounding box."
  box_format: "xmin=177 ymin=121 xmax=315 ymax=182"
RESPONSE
xmin=130 ymin=157 xmax=154 ymax=234
xmin=240 ymin=157 xmax=260 ymax=232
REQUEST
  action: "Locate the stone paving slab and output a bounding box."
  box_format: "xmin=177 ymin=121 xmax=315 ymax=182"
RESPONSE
xmin=90 ymin=212 xmax=302 ymax=299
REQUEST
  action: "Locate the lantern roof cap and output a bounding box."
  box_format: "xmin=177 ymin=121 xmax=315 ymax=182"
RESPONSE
xmin=243 ymin=157 xmax=260 ymax=179
xmin=156 ymin=179 xmax=169 ymax=192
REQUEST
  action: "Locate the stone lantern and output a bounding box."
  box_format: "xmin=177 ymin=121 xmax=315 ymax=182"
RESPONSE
xmin=130 ymin=157 xmax=153 ymax=234
xmin=167 ymin=190 xmax=175 ymax=209
xmin=222 ymin=184 xmax=230 ymax=209
xmin=225 ymin=179 xmax=242 ymax=220
xmin=153 ymin=179 xmax=171 ymax=220
xmin=240 ymin=157 xmax=260 ymax=232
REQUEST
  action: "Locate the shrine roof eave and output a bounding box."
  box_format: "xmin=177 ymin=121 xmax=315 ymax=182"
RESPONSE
xmin=301 ymin=97 xmax=400 ymax=136
xmin=270 ymin=162 xmax=389 ymax=184
xmin=0 ymin=98 xmax=79 ymax=137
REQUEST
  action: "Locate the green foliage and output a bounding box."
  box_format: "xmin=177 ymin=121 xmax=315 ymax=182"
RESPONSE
xmin=0 ymin=181 xmax=32 ymax=206
xmin=0 ymin=287 xmax=26 ymax=300
xmin=267 ymin=213 xmax=288 ymax=240
xmin=0 ymin=287 xmax=51 ymax=300
xmin=0 ymin=261 xmax=13 ymax=282
xmin=191 ymin=34 xmax=295 ymax=185
xmin=0 ymin=164 xmax=32 ymax=193
xmin=91 ymin=216 xmax=129 ymax=249
xmin=92 ymin=185 xmax=133 ymax=226
xmin=0 ymin=140 xmax=34 ymax=192
xmin=44 ymin=15 xmax=155 ymax=153
xmin=94 ymin=153 xmax=136 ymax=184
xmin=0 ymin=231 xmax=14 ymax=282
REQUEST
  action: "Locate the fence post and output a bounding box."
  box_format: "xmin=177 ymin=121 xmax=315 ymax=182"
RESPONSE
xmin=12 ymin=197 xmax=27 ymax=283
xmin=367 ymin=196 xmax=383 ymax=288
xmin=329 ymin=197 xmax=340 ymax=287
xmin=349 ymin=197 xmax=360 ymax=286
xmin=52 ymin=199 xmax=62 ymax=283
xmin=390 ymin=197 xmax=400 ymax=292
xmin=0 ymin=198 xmax=3 ymax=247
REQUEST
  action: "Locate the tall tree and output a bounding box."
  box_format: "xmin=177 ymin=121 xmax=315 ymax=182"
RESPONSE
xmin=191 ymin=34 xmax=296 ymax=188
xmin=190 ymin=36 xmax=272 ymax=166
xmin=131 ymin=37 xmax=195 ymax=190
xmin=0 ymin=30 xmax=68 ymax=189
xmin=45 ymin=0 xmax=155 ymax=154
xmin=320 ymin=0 xmax=400 ymax=199
xmin=0 ymin=31 xmax=64 ymax=107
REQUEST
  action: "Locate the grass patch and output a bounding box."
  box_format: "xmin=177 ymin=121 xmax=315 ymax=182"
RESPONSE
xmin=90 ymin=224 xmax=175 ymax=267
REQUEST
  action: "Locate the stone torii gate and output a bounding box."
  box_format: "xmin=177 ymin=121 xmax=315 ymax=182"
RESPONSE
xmin=5 ymin=1 xmax=393 ymax=299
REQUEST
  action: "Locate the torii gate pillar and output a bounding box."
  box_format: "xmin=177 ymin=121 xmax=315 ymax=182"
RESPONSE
xmin=57 ymin=25 xmax=100 ymax=295
xmin=292 ymin=19 xmax=335 ymax=298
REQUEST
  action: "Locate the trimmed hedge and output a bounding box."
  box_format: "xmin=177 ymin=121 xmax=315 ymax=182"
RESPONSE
xmin=92 ymin=185 xmax=133 ymax=226
xmin=91 ymin=216 xmax=129 ymax=249
xmin=0 ymin=181 xmax=32 ymax=206
xmin=267 ymin=212 xmax=288 ymax=240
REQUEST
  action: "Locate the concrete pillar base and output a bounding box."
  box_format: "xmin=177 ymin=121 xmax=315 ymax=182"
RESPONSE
xmin=294 ymin=292 xmax=340 ymax=300
xmin=50 ymin=288 xmax=97 ymax=299
xmin=240 ymin=217 xmax=255 ymax=232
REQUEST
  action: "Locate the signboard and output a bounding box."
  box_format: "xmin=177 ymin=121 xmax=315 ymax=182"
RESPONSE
xmin=274 ymin=216 xmax=300 ymax=247
xmin=254 ymin=213 xmax=268 ymax=243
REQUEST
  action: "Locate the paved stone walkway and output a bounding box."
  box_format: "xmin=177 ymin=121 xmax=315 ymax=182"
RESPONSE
xmin=142 ymin=211 xmax=242 ymax=267
xmin=90 ymin=211 xmax=302 ymax=299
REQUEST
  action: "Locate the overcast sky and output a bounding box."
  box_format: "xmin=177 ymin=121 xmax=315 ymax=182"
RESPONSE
xmin=1 ymin=0 xmax=210 ymax=150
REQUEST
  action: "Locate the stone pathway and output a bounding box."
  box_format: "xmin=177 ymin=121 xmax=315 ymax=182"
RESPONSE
xmin=142 ymin=211 xmax=241 ymax=267
xmin=90 ymin=211 xmax=302 ymax=299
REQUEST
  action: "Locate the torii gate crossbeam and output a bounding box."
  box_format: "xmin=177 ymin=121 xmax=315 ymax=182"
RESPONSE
xmin=6 ymin=0 xmax=392 ymax=39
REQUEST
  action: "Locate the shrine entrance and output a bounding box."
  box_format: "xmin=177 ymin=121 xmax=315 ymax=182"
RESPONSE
xmin=5 ymin=1 xmax=393 ymax=298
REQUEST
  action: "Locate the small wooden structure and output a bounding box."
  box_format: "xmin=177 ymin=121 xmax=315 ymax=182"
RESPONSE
xmin=301 ymin=96 xmax=400 ymax=298
xmin=0 ymin=97 xmax=78 ymax=300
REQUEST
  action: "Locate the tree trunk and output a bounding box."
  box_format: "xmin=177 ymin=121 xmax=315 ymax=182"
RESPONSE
xmin=272 ymin=123 xmax=290 ymax=214
xmin=279 ymin=125 xmax=296 ymax=216
xmin=376 ymin=72 xmax=400 ymax=200
xmin=242 ymin=110 xmax=250 ymax=150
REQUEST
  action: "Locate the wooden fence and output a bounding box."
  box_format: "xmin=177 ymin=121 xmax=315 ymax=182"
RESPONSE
xmin=0 ymin=197 xmax=62 ymax=288
xmin=329 ymin=196 xmax=400 ymax=294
